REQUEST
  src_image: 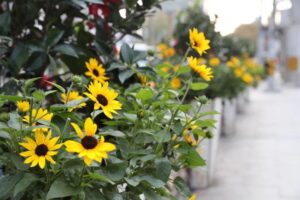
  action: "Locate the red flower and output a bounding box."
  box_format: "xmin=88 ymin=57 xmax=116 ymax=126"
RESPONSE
xmin=98 ymin=4 xmax=110 ymax=17
xmin=88 ymin=4 xmax=110 ymax=18
xmin=39 ymin=75 xmax=53 ymax=90
xmin=88 ymin=4 xmax=100 ymax=17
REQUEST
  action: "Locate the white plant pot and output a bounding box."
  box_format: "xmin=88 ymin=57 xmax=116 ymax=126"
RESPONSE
xmin=222 ymin=98 xmax=237 ymax=136
xmin=236 ymin=89 xmax=250 ymax=114
xmin=188 ymin=98 xmax=223 ymax=189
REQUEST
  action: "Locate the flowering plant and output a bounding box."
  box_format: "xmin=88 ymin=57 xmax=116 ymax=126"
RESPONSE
xmin=0 ymin=28 xmax=214 ymax=200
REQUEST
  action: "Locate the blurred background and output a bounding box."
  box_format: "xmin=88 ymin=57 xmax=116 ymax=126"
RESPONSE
xmin=140 ymin=0 xmax=300 ymax=199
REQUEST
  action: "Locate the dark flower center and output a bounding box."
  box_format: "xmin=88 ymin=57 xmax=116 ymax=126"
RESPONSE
xmin=81 ymin=136 xmax=98 ymax=149
xmin=96 ymin=94 xmax=108 ymax=106
xmin=35 ymin=144 xmax=48 ymax=156
xmin=93 ymin=69 xmax=99 ymax=76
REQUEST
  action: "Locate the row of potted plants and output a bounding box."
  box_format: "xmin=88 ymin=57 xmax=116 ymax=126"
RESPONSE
xmin=0 ymin=1 xmax=266 ymax=199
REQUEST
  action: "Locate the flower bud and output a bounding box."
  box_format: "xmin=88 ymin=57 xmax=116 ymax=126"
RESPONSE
xmin=198 ymin=95 xmax=208 ymax=104
xmin=72 ymin=75 xmax=82 ymax=86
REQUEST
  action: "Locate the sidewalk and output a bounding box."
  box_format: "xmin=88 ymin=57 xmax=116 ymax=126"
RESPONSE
xmin=197 ymin=85 xmax=300 ymax=200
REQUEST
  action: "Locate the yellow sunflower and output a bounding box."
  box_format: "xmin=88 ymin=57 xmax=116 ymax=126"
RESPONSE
xmin=137 ymin=74 xmax=148 ymax=85
xmin=189 ymin=28 xmax=210 ymax=56
xmin=61 ymin=91 xmax=86 ymax=111
xmin=188 ymin=56 xmax=213 ymax=81
xmin=209 ymin=57 xmax=220 ymax=67
xmin=157 ymin=43 xmax=168 ymax=52
xmin=85 ymin=58 xmax=109 ymax=83
xmin=64 ymin=118 xmax=116 ymax=166
xmin=84 ymin=80 xmax=122 ymax=119
xmin=234 ymin=67 xmax=244 ymax=78
xmin=183 ymin=123 xmax=200 ymax=146
xmin=189 ymin=194 xmax=197 ymax=200
xmin=173 ymin=64 xmax=180 ymax=72
xmin=23 ymin=108 xmax=53 ymax=131
xmin=16 ymin=100 xmax=30 ymax=112
xmin=242 ymin=73 xmax=254 ymax=85
xmin=171 ymin=77 xmax=182 ymax=89
xmin=19 ymin=130 xmax=62 ymax=169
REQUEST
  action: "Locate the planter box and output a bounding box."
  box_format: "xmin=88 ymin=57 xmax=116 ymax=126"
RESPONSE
xmin=188 ymin=98 xmax=223 ymax=189
xmin=236 ymin=89 xmax=250 ymax=114
xmin=221 ymin=98 xmax=237 ymax=136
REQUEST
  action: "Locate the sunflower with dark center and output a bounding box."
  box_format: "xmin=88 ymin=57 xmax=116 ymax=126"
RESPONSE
xmin=84 ymin=80 xmax=122 ymax=119
xmin=23 ymin=108 xmax=53 ymax=132
xmin=85 ymin=58 xmax=109 ymax=83
xmin=189 ymin=28 xmax=210 ymax=56
xmin=64 ymin=118 xmax=116 ymax=166
xmin=19 ymin=130 xmax=62 ymax=169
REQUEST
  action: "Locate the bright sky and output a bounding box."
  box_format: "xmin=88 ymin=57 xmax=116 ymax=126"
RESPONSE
xmin=203 ymin=0 xmax=273 ymax=35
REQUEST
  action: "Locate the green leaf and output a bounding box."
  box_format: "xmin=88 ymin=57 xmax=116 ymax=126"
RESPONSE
xmin=32 ymin=90 xmax=45 ymax=102
xmin=155 ymin=158 xmax=171 ymax=182
xmin=101 ymin=130 xmax=125 ymax=138
xmin=177 ymin=66 xmax=191 ymax=75
xmin=44 ymin=90 xmax=57 ymax=96
xmin=125 ymin=0 xmax=137 ymax=7
xmin=120 ymin=43 xmax=134 ymax=64
xmin=45 ymin=29 xmax=64 ymax=48
xmin=84 ymin=189 xmax=105 ymax=200
xmin=190 ymin=82 xmax=208 ymax=91
xmin=0 ymin=11 xmax=11 ymax=34
xmin=126 ymin=174 xmax=165 ymax=188
xmin=0 ymin=95 xmax=24 ymax=102
xmin=8 ymin=113 xmax=21 ymax=130
xmin=177 ymin=104 xmax=192 ymax=112
xmin=13 ymin=173 xmax=38 ymax=197
xmin=46 ymin=177 xmax=79 ymax=200
xmin=185 ymin=149 xmax=206 ymax=167
xmin=52 ymin=44 xmax=78 ymax=58
xmin=9 ymin=153 xmax=30 ymax=170
xmin=44 ymin=81 xmax=65 ymax=93
xmin=173 ymin=177 xmax=191 ymax=197
xmin=86 ymin=172 xmax=115 ymax=184
xmin=119 ymin=69 xmax=135 ymax=84
xmin=24 ymin=77 xmax=41 ymax=95
xmin=9 ymin=43 xmax=30 ymax=74
xmin=101 ymin=162 xmax=127 ymax=182
xmin=136 ymin=88 xmax=154 ymax=101
xmin=0 ymin=130 xmax=10 ymax=139
xmin=0 ymin=173 xmax=24 ymax=199
xmin=63 ymin=158 xmax=84 ymax=171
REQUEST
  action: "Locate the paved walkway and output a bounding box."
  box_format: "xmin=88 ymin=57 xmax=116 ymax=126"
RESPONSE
xmin=197 ymin=85 xmax=300 ymax=200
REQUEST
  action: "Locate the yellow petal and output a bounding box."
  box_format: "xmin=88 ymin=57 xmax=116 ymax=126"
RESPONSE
xmin=84 ymin=117 xmax=97 ymax=136
xmin=48 ymin=137 xmax=60 ymax=149
xmin=20 ymin=151 xmax=34 ymax=157
xmin=97 ymin=142 xmax=116 ymax=152
xmin=47 ymin=151 xmax=58 ymax=156
xmin=85 ymin=150 xmax=96 ymax=159
xmin=24 ymin=155 xmax=37 ymax=164
xmin=83 ymin=156 xmax=92 ymax=166
xmin=71 ymin=123 xmax=83 ymax=138
xmin=45 ymin=155 xmax=56 ymax=164
xmin=35 ymin=131 xmax=45 ymax=145
xmin=38 ymin=156 xmax=46 ymax=169
xmin=50 ymin=143 xmax=63 ymax=151
xmin=64 ymin=140 xmax=83 ymax=153
xmin=19 ymin=141 xmax=36 ymax=151
xmin=102 ymin=108 xmax=113 ymax=119
xmin=30 ymin=158 xmax=39 ymax=167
